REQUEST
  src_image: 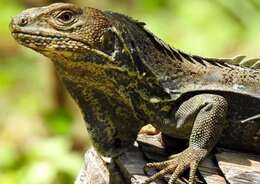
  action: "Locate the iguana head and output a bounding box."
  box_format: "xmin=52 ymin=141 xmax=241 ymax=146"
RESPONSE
xmin=10 ymin=3 xmax=120 ymax=63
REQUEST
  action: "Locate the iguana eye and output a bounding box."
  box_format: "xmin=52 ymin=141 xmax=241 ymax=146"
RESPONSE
xmin=57 ymin=11 xmax=74 ymax=24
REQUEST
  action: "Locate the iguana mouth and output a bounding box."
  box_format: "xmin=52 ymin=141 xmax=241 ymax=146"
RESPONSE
xmin=12 ymin=31 xmax=92 ymax=52
xmin=12 ymin=31 xmax=116 ymax=62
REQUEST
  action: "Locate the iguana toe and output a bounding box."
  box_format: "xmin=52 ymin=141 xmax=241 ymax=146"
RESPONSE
xmin=143 ymin=147 xmax=207 ymax=184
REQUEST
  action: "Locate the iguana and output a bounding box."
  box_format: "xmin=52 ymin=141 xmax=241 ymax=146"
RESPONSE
xmin=10 ymin=3 xmax=260 ymax=184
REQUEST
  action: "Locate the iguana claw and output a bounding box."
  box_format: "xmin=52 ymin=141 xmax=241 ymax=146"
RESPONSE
xmin=143 ymin=147 xmax=207 ymax=184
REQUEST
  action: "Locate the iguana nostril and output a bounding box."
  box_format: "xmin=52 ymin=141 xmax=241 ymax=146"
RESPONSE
xmin=18 ymin=17 xmax=28 ymax=26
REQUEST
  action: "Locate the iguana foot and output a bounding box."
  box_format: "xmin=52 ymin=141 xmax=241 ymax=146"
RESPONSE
xmin=143 ymin=147 xmax=207 ymax=184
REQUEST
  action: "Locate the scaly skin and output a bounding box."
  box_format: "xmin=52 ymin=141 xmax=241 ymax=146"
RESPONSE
xmin=10 ymin=3 xmax=260 ymax=184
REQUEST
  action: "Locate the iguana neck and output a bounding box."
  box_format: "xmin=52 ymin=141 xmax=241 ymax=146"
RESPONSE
xmin=52 ymin=58 xmax=172 ymax=154
xmin=54 ymin=58 xmax=171 ymax=119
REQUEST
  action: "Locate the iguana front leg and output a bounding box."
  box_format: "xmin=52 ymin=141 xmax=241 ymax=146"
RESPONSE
xmin=144 ymin=94 xmax=228 ymax=184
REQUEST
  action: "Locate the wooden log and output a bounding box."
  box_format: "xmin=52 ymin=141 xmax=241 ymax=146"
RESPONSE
xmin=74 ymin=147 xmax=125 ymax=184
xmin=137 ymin=133 xmax=168 ymax=162
xmin=216 ymin=150 xmax=260 ymax=184
xmin=199 ymin=154 xmax=227 ymax=184
xmin=75 ymin=135 xmax=260 ymax=184
xmin=75 ymin=145 xmax=164 ymax=184
xmin=115 ymin=146 xmax=165 ymax=184
xmin=75 ymin=148 xmax=109 ymax=184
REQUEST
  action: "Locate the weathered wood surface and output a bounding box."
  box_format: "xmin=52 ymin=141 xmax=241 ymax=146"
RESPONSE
xmin=75 ymin=134 xmax=260 ymax=184
xmin=115 ymin=146 xmax=164 ymax=184
xmin=216 ymin=150 xmax=260 ymax=184
xmin=75 ymin=146 xmax=164 ymax=184
xmin=75 ymin=147 xmax=126 ymax=184
xmin=199 ymin=155 xmax=227 ymax=184
xmin=75 ymin=148 xmax=110 ymax=184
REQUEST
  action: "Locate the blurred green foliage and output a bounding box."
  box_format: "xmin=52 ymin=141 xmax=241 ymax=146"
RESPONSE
xmin=1 ymin=0 xmax=260 ymax=183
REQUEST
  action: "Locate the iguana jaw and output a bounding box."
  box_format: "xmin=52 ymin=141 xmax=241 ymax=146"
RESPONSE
xmin=11 ymin=31 xmax=91 ymax=52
